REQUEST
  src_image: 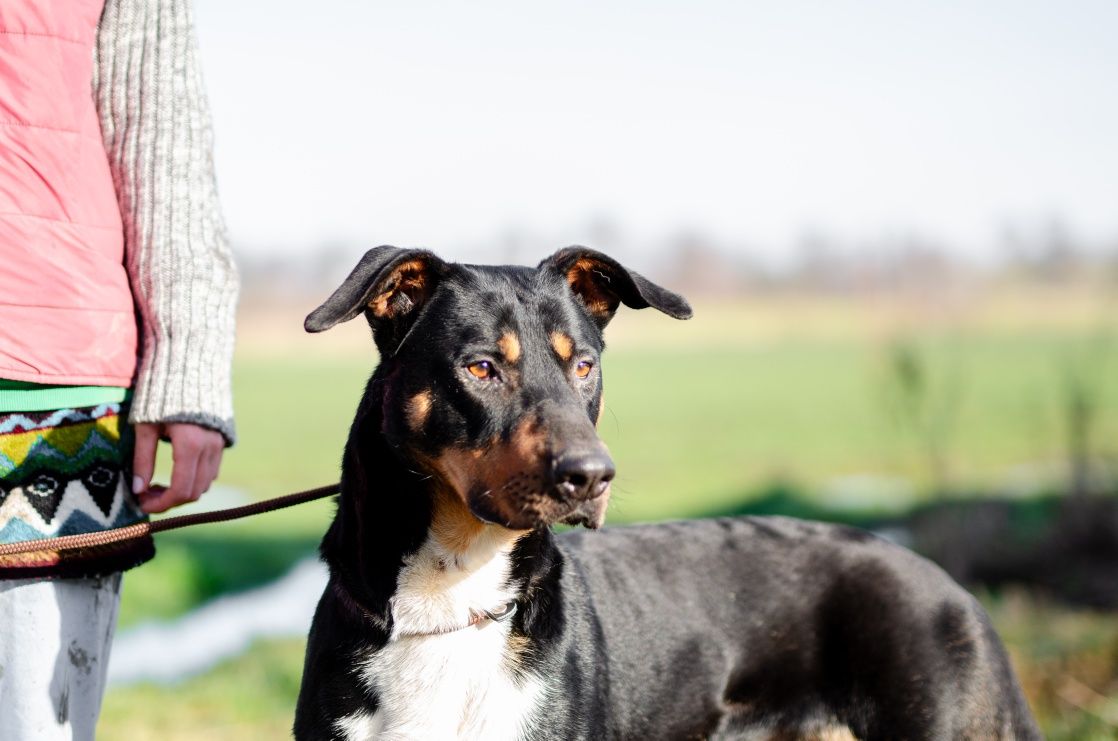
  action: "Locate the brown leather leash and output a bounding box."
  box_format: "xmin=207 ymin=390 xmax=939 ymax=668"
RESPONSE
xmin=0 ymin=483 xmax=340 ymax=558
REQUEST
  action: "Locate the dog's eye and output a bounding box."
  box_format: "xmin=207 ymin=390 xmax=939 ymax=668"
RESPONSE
xmin=466 ymin=360 xmax=497 ymax=380
xmin=575 ymin=360 xmax=593 ymax=379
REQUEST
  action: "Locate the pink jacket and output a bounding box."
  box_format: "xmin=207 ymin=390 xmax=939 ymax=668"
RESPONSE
xmin=0 ymin=0 xmax=137 ymax=386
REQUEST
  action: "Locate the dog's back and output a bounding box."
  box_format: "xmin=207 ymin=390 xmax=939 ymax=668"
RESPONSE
xmin=543 ymin=517 xmax=1039 ymax=740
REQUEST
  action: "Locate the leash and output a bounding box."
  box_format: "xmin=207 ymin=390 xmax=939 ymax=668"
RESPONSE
xmin=0 ymin=483 xmax=340 ymax=558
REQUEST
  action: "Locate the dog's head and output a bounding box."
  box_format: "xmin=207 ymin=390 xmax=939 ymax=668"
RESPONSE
xmin=306 ymin=246 xmax=691 ymax=531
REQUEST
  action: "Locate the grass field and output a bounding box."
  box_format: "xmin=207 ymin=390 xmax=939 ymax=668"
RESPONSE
xmin=101 ymin=289 xmax=1118 ymax=738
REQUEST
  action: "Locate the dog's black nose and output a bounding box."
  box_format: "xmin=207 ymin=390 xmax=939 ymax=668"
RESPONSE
xmin=553 ymin=451 xmax=615 ymax=500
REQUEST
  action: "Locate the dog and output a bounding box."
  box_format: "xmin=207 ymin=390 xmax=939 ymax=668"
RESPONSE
xmin=294 ymin=246 xmax=1040 ymax=740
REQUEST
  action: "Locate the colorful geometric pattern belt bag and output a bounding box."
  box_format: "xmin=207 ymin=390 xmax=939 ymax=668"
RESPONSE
xmin=0 ymin=403 xmax=154 ymax=579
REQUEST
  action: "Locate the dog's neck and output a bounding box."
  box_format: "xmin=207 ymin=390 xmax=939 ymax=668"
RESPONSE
xmin=386 ymin=487 xmax=526 ymax=638
xmin=321 ymin=375 xmax=559 ymax=636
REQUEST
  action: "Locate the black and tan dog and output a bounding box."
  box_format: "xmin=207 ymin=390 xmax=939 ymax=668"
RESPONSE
xmin=294 ymin=246 xmax=1040 ymax=740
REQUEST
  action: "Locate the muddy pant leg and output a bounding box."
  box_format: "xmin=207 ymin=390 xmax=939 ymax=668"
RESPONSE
xmin=0 ymin=574 xmax=122 ymax=741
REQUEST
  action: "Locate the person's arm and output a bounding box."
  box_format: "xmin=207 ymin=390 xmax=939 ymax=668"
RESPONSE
xmin=93 ymin=0 xmax=239 ymax=512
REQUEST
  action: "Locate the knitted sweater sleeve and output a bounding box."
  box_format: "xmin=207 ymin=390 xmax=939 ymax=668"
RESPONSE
xmin=92 ymin=0 xmax=238 ymax=445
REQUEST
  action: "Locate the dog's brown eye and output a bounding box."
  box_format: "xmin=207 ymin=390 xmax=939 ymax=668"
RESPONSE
xmin=467 ymin=361 xmax=496 ymax=380
xmin=575 ymin=360 xmax=593 ymax=379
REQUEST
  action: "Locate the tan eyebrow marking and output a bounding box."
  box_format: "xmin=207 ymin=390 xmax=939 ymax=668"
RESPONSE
xmin=497 ymin=332 xmax=521 ymax=364
xmin=407 ymin=390 xmax=432 ymax=430
xmin=550 ymin=331 xmax=573 ymax=362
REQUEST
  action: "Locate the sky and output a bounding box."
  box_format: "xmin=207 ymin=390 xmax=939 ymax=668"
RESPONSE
xmin=194 ymin=0 xmax=1118 ymax=265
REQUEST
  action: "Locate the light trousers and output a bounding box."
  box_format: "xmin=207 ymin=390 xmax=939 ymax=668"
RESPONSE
xmin=0 ymin=575 xmax=121 ymax=741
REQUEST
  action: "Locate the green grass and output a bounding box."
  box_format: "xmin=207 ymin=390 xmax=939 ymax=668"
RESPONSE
xmin=100 ymin=639 xmax=306 ymax=741
xmin=599 ymin=334 xmax=1116 ymax=518
xmin=988 ymin=590 xmax=1118 ymax=740
xmin=118 ymin=526 xmax=324 ymax=628
xmin=216 ymin=356 xmax=369 ymax=494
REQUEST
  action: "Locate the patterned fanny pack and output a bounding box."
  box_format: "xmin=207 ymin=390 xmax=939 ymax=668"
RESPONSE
xmin=0 ymin=403 xmax=154 ymax=579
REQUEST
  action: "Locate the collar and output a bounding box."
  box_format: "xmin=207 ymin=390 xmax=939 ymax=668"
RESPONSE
xmin=395 ymin=599 xmax=519 ymax=639
xmin=331 ymin=581 xmax=518 ymax=640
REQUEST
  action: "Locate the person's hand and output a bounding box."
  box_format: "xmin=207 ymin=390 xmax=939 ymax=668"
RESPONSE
xmin=132 ymin=422 xmax=226 ymax=513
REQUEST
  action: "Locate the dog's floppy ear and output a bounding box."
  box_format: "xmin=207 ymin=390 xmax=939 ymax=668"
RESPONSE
xmin=305 ymin=245 xmax=447 ymax=351
xmin=540 ymin=246 xmax=693 ymax=327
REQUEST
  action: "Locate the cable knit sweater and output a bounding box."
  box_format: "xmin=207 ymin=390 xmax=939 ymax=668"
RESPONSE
xmin=93 ymin=0 xmax=238 ymax=444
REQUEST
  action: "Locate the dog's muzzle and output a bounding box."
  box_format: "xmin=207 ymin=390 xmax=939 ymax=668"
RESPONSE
xmin=552 ymin=448 xmax=614 ymax=528
xmin=552 ymin=449 xmax=615 ymax=500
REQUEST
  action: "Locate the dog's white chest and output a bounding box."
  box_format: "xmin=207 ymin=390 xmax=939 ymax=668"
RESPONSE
xmin=339 ymin=532 xmax=544 ymax=740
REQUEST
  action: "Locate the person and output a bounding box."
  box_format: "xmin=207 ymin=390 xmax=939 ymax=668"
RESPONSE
xmin=0 ymin=0 xmax=237 ymax=737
